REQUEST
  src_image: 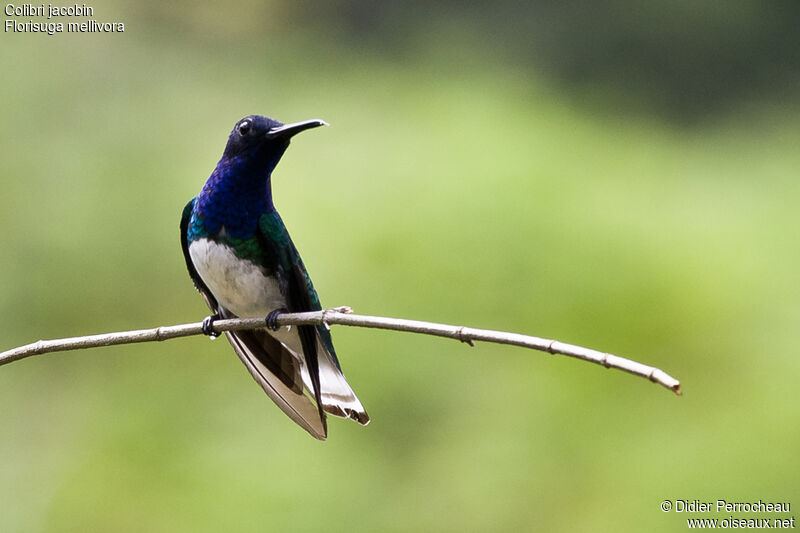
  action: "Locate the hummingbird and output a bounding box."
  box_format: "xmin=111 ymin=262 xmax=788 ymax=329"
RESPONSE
xmin=180 ymin=115 xmax=369 ymax=440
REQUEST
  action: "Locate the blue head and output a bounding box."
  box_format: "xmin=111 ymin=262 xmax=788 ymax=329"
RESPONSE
xmin=195 ymin=115 xmax=327 ymax=239
xmin=221 ymin=115 xmax=327 ymax=172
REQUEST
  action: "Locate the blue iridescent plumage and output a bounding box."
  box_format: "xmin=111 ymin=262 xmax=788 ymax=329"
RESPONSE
xmin=193 ymin=157 xmax=271 ymax=239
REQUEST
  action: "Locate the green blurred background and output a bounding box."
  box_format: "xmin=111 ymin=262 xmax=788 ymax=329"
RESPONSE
xmin=1 ymin=1 xmax=798 ymax=531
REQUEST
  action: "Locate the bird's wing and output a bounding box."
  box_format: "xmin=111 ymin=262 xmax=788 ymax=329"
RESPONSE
xmin=219 ymin=311 xmax=327 ymax=440
xmin=181 ymin=199 xmax=327 ymax=440
xmin=180 ymin=199 xmax=218 ymax=310
xmin=259 ymin=212 xmax=369 ymax=426
xmin=257 ymin=213 xmax=327 ymax=429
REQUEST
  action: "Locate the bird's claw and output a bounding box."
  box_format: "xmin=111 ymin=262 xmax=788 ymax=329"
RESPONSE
xmin=202 ymin=314 xmax=220 ymax=338
xmin=266 ymin=308 xmax=287 ymax=331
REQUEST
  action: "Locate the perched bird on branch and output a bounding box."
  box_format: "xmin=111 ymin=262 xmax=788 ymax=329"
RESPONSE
xmin=180 ymin=115 xmax=369 ymax=440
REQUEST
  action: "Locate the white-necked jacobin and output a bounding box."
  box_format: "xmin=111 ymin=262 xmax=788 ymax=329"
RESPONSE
xmin=180 ymin=115 xmax=369 ymax=440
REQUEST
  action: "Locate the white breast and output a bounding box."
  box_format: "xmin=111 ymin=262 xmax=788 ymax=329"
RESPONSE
xmin=188 ymin=238 xmax=286 ymax=317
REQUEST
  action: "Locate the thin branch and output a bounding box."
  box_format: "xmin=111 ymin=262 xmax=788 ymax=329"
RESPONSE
xmin=0 ymin=307 xmax=681 ymax=395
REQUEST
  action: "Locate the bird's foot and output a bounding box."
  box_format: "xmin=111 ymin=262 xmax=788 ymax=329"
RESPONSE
xmin=202 ymin=314 xmax=220 ymax=338
xmin=266 ymin=308 xmax=287 ymax=331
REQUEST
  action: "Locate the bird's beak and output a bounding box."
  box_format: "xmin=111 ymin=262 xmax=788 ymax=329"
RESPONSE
xmin=266 ymin=119 xmax=328 ymax=140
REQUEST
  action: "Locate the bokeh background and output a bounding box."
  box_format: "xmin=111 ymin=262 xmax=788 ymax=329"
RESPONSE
xmin=1 ymin=1 xmax=798 ymax=531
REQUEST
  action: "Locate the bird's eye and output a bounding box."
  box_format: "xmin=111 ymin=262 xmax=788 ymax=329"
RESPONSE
xmin=238 ymin=120 xmax=251 ymax=136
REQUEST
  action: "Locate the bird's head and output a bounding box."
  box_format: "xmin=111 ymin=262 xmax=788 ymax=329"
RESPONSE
xmin=221 ymin=115 xmax=328 ymax=167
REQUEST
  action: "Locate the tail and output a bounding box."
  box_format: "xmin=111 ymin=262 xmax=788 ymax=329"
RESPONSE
xmin=218 ymin=307 xmax=328 ymax=440
xmin=312 ymin=333 xmax=370 ymax=425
